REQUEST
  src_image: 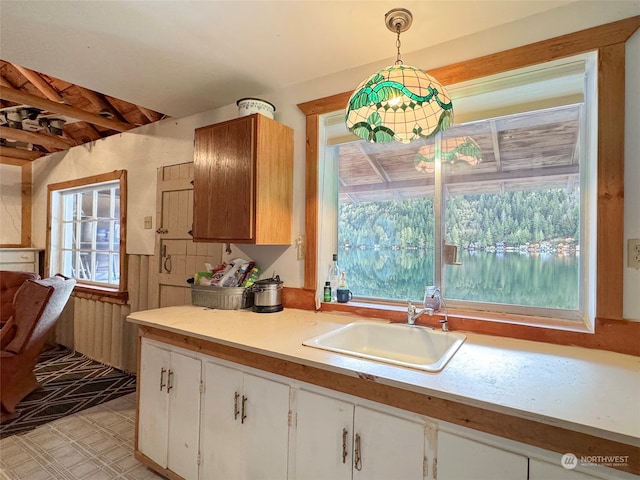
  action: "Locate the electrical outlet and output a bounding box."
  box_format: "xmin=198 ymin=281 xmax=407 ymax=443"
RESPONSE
xmin=629 ymin=239 xmax=640 ymax=269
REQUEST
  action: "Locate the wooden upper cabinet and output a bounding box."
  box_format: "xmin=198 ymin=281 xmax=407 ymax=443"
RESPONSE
xmin=192 ymin=114 xmax=293 ymax=244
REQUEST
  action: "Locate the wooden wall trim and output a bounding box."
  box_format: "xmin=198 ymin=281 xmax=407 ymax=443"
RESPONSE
xmin=139 ymin=326 xmax=639 ymax=476
xmin=596 ymin=42 xmax=626 ymax=321
xmin=296 ymin=17 xmax=639 ymax=354
xmin=20 ymin=162 xmax=32 ymax=247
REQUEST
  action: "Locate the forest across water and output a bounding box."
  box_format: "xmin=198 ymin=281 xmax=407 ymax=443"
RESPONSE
xmin=337 ymin=189 xmax=580 ymax=310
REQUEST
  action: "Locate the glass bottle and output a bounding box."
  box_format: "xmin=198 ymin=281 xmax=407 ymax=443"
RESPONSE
xmin=323 ymin=281 xmax=331 ymax=302
xmin=328 ymin=253 xmax=340 ymax=302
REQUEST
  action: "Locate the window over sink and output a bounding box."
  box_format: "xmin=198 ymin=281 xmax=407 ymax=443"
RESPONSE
xmin=317 ymin=53 xmax=597 ymax=326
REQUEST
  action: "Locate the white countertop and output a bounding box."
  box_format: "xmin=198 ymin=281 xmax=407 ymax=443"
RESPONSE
xmin=127 ymin=305 xmax=640 ymax=446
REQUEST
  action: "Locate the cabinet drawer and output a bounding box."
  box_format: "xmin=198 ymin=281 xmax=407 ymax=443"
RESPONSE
xmin=0 ymin=250 xmax=36 ymax=263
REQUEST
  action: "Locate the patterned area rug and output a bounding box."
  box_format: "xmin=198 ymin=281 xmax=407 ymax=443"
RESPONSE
xmin=0 ymin=345 xmax=137 ymax=438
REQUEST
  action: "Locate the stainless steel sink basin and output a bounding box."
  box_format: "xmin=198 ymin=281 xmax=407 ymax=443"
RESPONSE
xmin=303 ymin=321 xmax=466 ymax=372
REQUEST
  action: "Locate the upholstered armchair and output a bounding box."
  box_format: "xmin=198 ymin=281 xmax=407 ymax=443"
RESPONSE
xmin=0 ymin=274 xmax=75 ymax=419
xmin=0 ymin=271 xmax=40 ymax=326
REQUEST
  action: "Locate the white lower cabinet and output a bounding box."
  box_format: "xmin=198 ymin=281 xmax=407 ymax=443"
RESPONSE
xmin=137 ymin=340 xmax=201 ymax=480
xmin=437 ymin=431 xmax=528 ymax=480
xmin=199 ymin=361 xmax=290 ymax=480
xmin=294 ymin=389 xmax=428 ymax=480
xmin=529 ymin=458 xmax=604 ymax=480
xmin=135 ymin=337 xmax=630 ymax=480
xmin=438 ymin=431 xmax=622 ymax=480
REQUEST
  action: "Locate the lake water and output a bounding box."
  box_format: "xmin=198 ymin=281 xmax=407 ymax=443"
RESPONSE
xmin=336 ymin=248 xmax=579 ymax=310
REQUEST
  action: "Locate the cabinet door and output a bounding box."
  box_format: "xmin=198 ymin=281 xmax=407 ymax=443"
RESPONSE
xmin=137 ymin=341 xmax=170 ymax=468
xmin=529 ymin=458 xmax=602 ymax=480
xmin=437 ymin=431 xmax=528 ymax=480
xmin=167 ymin=351 xmax=202 ymax=480
xmin=353 ymin=406 xmax=426 ymax=480
xmin=193 ymin=116 xmax=255 ymax=242
xmin=241 ymin=373 xmax=290 ymax=480
xmin=294 ymin=389 xmax=353 ymax=480
xmin=200 ymin=362 xmax=244 ymax=479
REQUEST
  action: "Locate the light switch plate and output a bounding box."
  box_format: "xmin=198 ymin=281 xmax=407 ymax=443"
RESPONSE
xmin=144 ymin=216 xmax=153 ymax=229
xmin=629 ymin=238 xmax=640 ymax=269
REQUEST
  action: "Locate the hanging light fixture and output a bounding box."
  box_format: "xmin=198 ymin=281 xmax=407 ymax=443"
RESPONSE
xmin=345 ymin=8 xmax=453 ymax=144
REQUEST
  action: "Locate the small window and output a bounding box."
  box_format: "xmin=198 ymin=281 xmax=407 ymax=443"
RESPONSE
xmin=48 ymin=170 xmax=127 ymax=294
xmin=320 ymin=53 xmax=596 ymax=326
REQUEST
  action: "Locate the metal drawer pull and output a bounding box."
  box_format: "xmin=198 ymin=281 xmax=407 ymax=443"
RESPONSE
xmin=241 ymin=395 xmax=247 ymax=424
xmin=159 ymin=368 xmax=167 ymax=391
xmin=234 ymin=391 xmax=240 ymax=420
xmin=342 ymin=428 xmax=348 ymax=464
xmin=167 ymin=370 xmax=174 ymax=392
xmin=354 ymin=434 xmax=362 ymax=471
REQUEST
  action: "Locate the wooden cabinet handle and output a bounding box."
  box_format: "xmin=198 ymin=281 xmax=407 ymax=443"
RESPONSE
xmin=234 ymin=391 xmax=240 ymax=420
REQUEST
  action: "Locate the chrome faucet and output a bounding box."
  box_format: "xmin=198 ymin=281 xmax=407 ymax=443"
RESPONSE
xmin=407 ymin=301 xmax=433 ymax=325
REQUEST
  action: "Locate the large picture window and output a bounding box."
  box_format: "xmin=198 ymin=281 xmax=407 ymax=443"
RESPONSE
xmin=321 ymin=53 xmax=596 ymax=324
xmin=48 ymin=170 xmax=127 ymax=294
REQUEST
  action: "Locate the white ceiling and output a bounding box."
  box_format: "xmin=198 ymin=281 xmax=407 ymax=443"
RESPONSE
xmin=0 ymin=0 xmax=580 ymax=118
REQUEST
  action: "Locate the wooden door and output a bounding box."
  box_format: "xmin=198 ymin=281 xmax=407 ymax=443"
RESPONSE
xmin=353 ymin=406 xmax=426 ymax=480
xmin=200 ymin=361 xmax=244 ymax=479
xmin=154 ymin=162 xmax=221 ymax=307
xmin=167 ymin=351 xmax=201 ymax=480
xmin=137 ymin=341 xmax=170 ymax=468
xmin=294 ymin=389 xmax=353 ymax=480
xmin=241 ymin=373 xmax=290 ymax=480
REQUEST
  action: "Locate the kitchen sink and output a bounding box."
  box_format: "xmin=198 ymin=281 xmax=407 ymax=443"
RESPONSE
xmin=302 ymin=321 xmax=466 ymax=372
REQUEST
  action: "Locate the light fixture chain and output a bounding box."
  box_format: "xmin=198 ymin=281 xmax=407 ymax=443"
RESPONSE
xmin=395 ymin=24 xmax=403 ymax=65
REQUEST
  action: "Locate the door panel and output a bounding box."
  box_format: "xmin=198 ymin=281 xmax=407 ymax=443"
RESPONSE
xmin=437 ymin=431 xmax=528 ymax=480
xmin=295 ymin=389 xmax=353 ymax=480
xmin=242 ymin=373 xmax=290 ymax=480
xmin=167 ymin=352 xmax=201 ymax=480
xmin=154 ymin=163 xmax=221 ymax=308
xmin=137 ymin=342 xmax=170 ymax=468
xmin=353 ymin=406 xmax=425 ymax=480
xmin=200 ymin=362 xmax=244 ymax=479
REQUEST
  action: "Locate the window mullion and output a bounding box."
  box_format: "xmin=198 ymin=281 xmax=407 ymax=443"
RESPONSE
xmin=434 ymin=132 xmax=444 ymax=293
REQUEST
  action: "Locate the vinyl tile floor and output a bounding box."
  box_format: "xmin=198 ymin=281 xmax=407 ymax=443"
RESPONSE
xmin=0 ymin=393 xmax=164 ymax=480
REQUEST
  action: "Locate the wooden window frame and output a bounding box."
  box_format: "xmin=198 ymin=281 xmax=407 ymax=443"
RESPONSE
xmin=46 ymin=170 xmax=128 ymax=301
xmin=297 ymin=17 xmax=640 ymax=355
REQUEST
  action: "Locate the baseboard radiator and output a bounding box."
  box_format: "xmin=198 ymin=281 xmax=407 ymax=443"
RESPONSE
xmin=55 ymin=254 xmax=155 ymax=373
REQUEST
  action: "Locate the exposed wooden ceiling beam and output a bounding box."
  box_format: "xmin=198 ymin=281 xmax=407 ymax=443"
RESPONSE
xmin=0 ymin=145 xmax=41 ymax=160
xmin=0 ymin=76 xmax=13 ymax=88
xmin=76 ymin=85 xmax=130 ymax=125
xmin=0 ymin=126 xmax=75 ymax=150
xmin=0 ymin=155 xmax=29 ymax=166
xmin=0 ymin=87 xmax=133 ymax=132
xmin=11 ymin=64 xmax=66 ymax=103
xmin=137 ymin=105 xmax=163 ymax=123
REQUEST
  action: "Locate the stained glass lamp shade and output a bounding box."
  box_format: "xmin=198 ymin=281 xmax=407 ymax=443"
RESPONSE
xmin=415 ymin=136 xmax=482 ymax=174
xmin=345 ymin=8 xmax=453 ymax=144
xmin=346 ymin=65 xmax=453 ymax=144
